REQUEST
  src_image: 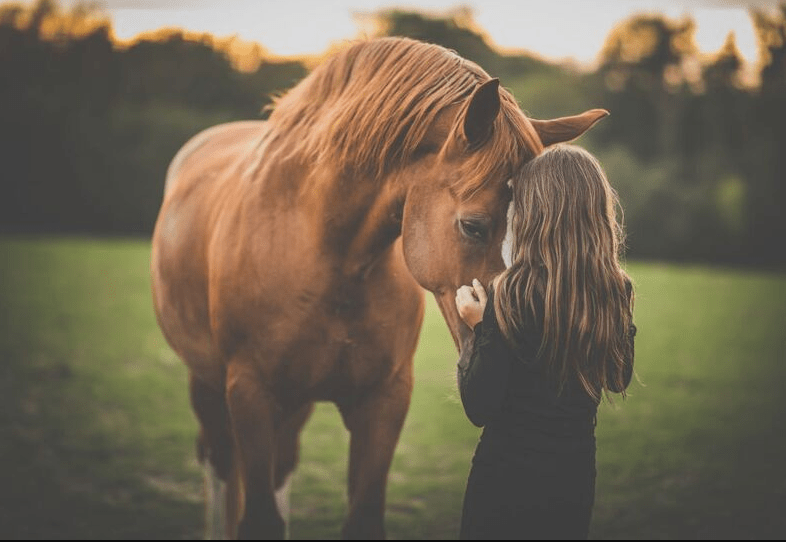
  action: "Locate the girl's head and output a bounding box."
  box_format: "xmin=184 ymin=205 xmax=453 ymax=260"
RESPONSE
xmin=494 ymin=144 xmax=634 ymax=401
xmin=505 ymin=144 xmax=623 ymax=269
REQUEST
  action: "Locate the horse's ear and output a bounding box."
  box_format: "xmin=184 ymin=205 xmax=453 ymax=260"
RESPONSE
xmin=529 ymin=109 xmax=609 ymax=147
xmin=462 ymin=78 xmax=501 ymax=148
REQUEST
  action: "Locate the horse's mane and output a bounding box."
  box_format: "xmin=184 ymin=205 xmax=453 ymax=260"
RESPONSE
xmin=258 ymin=36 xmax=543 ymax=198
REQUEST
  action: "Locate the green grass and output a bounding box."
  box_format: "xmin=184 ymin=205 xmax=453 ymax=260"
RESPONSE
xmin=1 ymin=236 xmax=785 ymax=539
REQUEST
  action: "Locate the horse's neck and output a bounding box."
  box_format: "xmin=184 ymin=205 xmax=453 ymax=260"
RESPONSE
xmin=337 ymin=179 xmax=405 ymax=278
xmin=248 ymin=136 xmax=409 ymax=279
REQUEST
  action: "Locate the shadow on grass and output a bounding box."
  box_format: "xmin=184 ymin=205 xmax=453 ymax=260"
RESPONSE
xmin=0 ymin=355 xmax=203 ymax=540
xmin=592 ymin=411 xmax=786 ymax=540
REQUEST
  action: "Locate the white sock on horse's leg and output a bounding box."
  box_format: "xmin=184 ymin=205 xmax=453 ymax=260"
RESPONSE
xmin=275 ymin=474 xmax=293 ymax=539
xmin=204 ymin=462 xmax=228 ymax=540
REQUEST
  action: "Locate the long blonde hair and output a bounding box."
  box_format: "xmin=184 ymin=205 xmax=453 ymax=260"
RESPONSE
xmin=493 ymin=144 xmax=634 ymax=402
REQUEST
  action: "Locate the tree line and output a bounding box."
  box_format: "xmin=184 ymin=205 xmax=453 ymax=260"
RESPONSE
xmin=1 ymin=0 xmax=784 ymax=267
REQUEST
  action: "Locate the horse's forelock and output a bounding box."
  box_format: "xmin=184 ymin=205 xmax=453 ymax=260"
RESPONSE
xmin=449 ymin=90 xmax=545 ymax=201
xmin=263 ymin=37 xmax=541 ymax=188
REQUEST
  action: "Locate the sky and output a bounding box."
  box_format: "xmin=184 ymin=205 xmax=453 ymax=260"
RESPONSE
xmin=26 ymin=0 xmax=785 ymax=68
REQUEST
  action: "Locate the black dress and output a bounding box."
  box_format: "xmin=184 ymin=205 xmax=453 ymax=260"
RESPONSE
xmin=456 ymin=286 xmax=635 ymax=540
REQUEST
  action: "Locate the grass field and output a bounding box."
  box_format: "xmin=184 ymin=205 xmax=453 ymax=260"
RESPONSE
xmin=1 ymin=236 xmax=785 ymax=540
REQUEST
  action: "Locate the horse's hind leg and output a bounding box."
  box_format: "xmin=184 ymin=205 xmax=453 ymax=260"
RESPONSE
xmin=189 ymin=373 xmax=234 ymax=540
xmin=225 ymin=359 xmax=285 ymax=539
xmin=274 ymin=403 xmax=314 ymax=537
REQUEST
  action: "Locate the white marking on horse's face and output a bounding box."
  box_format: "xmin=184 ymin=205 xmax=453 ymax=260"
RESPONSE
xmin=501 ymin=198 xmax=514 ymax=269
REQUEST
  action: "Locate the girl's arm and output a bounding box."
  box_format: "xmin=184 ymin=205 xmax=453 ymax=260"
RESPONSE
xmin=456 ymin=285 xmax=512 ymax=427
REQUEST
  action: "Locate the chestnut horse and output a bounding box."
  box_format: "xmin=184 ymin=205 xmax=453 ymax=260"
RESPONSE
xmin=151 ymin=36 xmax=606 ymax=539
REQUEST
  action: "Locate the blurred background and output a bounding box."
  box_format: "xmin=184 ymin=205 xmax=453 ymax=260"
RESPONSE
xmin=1 ymin=0 xmax=784 ymax=267
xmin=1 ymin=1 xmax=786 ymax=540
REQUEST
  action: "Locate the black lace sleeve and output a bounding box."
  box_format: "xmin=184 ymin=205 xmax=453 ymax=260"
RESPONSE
xmin=456 ymin=289 xmax=513 ymax=427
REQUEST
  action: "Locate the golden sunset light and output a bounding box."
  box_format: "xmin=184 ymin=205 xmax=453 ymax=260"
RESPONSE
xmin=12 ymin=0 xmax=780 ymax=67
xmin=2 ymin=0 xmax=786 ymax=540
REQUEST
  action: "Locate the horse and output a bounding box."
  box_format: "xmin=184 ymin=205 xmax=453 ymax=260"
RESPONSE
xmin=150 ymin=36 xmax=606 ymax=540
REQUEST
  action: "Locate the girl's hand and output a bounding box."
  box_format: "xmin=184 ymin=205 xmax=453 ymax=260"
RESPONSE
xmin=455 ymin=278 xmax=487 ymax=329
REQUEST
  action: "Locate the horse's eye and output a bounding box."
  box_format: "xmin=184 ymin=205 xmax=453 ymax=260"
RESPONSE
xmin=459 ymin=218 xmax=489 ymax=241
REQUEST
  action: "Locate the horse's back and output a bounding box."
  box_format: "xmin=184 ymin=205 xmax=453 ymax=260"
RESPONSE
xmin=164 ymin=120 xmax=266 ymax=196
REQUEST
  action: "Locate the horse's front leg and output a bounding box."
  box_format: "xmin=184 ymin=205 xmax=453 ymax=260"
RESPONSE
xmin=338 ymin=367 xmax=414 ymax=540
xmin=225 ymin=358 xmax=284 ymax=540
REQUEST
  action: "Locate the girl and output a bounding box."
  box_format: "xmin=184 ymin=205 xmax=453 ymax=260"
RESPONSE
xmin=454 ymin=144 xmax=636 ymax=540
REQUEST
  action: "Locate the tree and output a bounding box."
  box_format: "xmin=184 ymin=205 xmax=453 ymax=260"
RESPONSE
xmin=745 ymin=3 xmax=786 ymax=264
xmin=597 ymin=14 xmax=698 ymax=160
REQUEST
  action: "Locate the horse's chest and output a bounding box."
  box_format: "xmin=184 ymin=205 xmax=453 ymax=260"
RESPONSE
xmin=270 ymin=317 xmax=395 ymax=403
